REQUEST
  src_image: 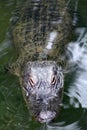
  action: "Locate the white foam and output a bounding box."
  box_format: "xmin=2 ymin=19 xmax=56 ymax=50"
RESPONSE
xmin=66 ymin=28 xmax=87 ymax=108
xmin=47 ymin=121 xmax=80 ymax=130
xmin=67 ymin=41 xmax=84 ymax=63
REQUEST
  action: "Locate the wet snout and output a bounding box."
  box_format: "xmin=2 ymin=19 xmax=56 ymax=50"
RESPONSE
xmin=37 ymin=111 xmax=56 ymax=123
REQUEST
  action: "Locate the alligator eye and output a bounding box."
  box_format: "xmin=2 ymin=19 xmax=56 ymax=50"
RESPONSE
xmin=51 ymin=76 xmax=56 ymax=85
xmin=29 ymin=77 xmax=35 ymax=86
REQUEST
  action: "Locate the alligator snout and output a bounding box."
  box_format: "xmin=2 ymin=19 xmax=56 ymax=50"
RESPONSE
xmin=37 ymin=111 xmax=56 ymax=123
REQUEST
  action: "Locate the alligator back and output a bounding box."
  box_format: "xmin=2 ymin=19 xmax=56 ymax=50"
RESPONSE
xmin=12 ymin=0 xmax=72 ymax=65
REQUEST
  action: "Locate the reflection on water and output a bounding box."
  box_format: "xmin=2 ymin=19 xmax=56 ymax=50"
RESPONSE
xmin=67 ymin=28 xmax=87 ymax=108
xmin=0 ymin=40 xmax=11 ymax=58
xmin=44 ymin=109 xmax=87 ymax=130
xmin=47 ymin=121 xmax=80 ymax=130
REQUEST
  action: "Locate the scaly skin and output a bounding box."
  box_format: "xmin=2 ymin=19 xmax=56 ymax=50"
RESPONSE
xmin=10 ymin=0 xmax=72 ymax=123
xmin=12 ymin=0 xmax=72 ymax=64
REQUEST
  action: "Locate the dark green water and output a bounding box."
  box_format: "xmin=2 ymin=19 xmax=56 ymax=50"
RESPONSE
xmin=0 ymin=0 xmax=87 ymax=130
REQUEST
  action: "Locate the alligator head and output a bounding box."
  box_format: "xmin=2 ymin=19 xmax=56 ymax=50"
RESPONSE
xmin=22 ymin=61 xmax=64 ymax=123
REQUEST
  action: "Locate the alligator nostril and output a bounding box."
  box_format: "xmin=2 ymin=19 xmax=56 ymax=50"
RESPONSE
xmin=37 ymin=98 xmax=43 ymax=102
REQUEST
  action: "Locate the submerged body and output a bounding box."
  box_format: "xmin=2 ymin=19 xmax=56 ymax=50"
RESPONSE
xmin=10 ymin=0 xmax=72 ymax=123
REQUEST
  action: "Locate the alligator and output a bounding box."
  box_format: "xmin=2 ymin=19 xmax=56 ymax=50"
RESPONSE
xmin=9 ymin=0 xmax=73 ymax=123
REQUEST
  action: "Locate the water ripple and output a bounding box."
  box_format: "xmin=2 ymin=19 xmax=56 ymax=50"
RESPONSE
xmin=66 ymin=27 xmax=87 ymax=108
